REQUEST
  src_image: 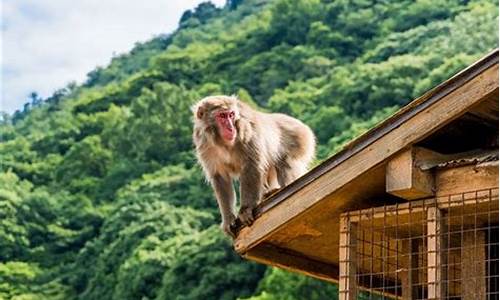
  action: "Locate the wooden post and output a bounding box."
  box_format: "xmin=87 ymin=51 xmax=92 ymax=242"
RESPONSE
xmin=427 ymin=207 xmax=446 ymax=299
xmin=402 ymin=239 xmax=420 ymax=299
xmin=462 ymin=230 xmax=486 ymax=299
xmin=339 ymin=215 xmax=357 ymax=300
xmin=386 ymin=147 xmax=439 ymax=200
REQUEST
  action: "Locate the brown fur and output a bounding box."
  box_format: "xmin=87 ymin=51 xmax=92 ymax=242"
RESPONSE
xmin=192 ymin=95 xmax=316 ymax=237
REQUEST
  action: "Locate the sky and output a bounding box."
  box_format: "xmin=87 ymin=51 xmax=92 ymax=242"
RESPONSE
xmin=1 ymin=0 xmax=225 ymax=113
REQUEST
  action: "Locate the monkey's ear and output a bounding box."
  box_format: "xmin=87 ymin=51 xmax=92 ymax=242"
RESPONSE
xmin=191 ymin=103 xmax=205 ymax=119
xmin=196 ymin=106 xmax=204 ymax=119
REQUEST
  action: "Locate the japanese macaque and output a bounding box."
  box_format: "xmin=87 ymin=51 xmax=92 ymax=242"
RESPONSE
xmin=192 ymin=95 xmax=316 ymax=237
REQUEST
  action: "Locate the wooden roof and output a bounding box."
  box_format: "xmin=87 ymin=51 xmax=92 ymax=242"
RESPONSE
xmin=233 ymin=49 xmax=499 ymax=283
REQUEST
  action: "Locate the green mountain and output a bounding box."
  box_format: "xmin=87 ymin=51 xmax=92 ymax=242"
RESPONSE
xmin=1 ymin=0 xmax=497 ymax=299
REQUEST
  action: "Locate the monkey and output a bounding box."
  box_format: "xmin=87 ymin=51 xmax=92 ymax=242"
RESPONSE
xmin=192 ymin=95 xmax=316 ymax=238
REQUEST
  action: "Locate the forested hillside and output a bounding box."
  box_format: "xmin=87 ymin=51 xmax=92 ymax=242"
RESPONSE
xmin=1 ymin=0 xmax=497 ymax=299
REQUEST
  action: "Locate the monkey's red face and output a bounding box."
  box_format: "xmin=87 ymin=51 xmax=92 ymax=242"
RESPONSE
xmin=215 ymin=110 xmax=236 ymax=143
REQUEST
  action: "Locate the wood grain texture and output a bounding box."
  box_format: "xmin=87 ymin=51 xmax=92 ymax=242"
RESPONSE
xmin=436 ymin=162 xmax=498 ymax=196
xmin=401 ymin=239 xmax=420 ymax=300
xmin=461 ymin=231 xmax=487 ymax=300
xmin=339 ymin=216 xmax=358 ymax=300
xmin=386 ymin=147 xmax=441 ymax=199
xmin=243 ymin=242 xmax=339 ymax=284
xmin=427 ymin=207 xmax=446 ymax=300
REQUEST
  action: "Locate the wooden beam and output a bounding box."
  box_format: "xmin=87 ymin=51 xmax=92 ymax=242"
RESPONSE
xmin=462 ymin=230 xmax=486 ymax=299
xmin=401 ymin=239 xmax=420 ymax=299
xmin=468 ymin=92 xmax=499 ymax=123
xmin=339 ymin=216 xmax=357 ymax=300
xmin=246 ymin=242 xmax=400 ymax=299
xmin=386 ymin=147 xmax=442 ymax=199
xmin=243 ymin=242 xmax=339 ymax=284
xmin=427 ymin=207 xmax=446 ymax=299
xmin=436 ymin=162 xmax=498 ymax=196
xmin=234 ymin=60 xmax=498 ymax=254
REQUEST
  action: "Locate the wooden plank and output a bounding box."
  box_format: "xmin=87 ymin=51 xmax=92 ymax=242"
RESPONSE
xmin=339 ymin=216 xmax=357 ymax=300
xmin=234 ymin=61 xmax=498 ymax=253
xmin=469 ymin=92 xmax=499 ymax=123
xmin=243 ymin=242 xmax=339 ymax=284
xmin=427 ymin=207 xmax=446 ymax=299
xmin=436 ymin=162 xmax=499 ymax=196
xmin=462 ymin=230 xmax=486 ymax=300
xmin=401 ymin=239 xmax=420 ymax=300
xmin=386 ymin=147 xmax=441 ymax=199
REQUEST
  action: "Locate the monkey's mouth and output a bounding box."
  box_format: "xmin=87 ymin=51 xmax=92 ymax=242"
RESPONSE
xmin=221 ymin=126 xmax=236 ymax=142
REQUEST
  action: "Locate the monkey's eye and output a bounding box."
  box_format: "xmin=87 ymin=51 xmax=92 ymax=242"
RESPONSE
xmin=229 ymin=111 xmax=235 ymax=119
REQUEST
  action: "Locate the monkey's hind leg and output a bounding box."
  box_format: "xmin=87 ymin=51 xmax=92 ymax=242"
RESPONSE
xmin=263 ymin=166 xmax=281 ymax=200
xmin=277 ymin=159 xmax=307 ymax=187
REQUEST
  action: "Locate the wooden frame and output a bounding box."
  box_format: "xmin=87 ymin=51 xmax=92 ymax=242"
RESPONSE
xmin=461 ymin=231 xmax=487 ymax=299
xmin=427 ymin=207 xmax=446 ymax=299
xmin=338 ymin=189 xmax=497 ymax=299
xmin=339 ymin=216 xmax=358 ymax=300
xmin=346 ymin=188 xmax=499 ymax=224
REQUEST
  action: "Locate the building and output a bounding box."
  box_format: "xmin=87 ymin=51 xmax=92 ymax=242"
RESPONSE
xmin=233 ymin=49 xmax=499 ymax=299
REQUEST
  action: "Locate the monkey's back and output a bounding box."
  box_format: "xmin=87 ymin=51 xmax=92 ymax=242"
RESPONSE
xmin=271 ymin=113 xmax=315 ymax=160
xmin=253 ymin=112 xmax=316 ymax=172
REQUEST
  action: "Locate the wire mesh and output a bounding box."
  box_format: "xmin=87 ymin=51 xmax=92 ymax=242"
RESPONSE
xmin=339 ymin=188 xmax=499 ymax=300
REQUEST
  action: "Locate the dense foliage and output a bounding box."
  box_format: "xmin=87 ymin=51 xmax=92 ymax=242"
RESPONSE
xmin=1 ymin=0 xmax=497 ymax=299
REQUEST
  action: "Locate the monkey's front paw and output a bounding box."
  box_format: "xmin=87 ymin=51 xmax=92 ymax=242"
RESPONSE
xmin=238 ymin=206 xmax=255 ymax=226
xmin=221 ymin=217 xmax=237 ymax=238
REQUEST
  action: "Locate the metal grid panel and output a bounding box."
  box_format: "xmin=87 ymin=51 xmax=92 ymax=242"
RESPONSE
xmin=340 ymin=188 xmax=499 ymax=300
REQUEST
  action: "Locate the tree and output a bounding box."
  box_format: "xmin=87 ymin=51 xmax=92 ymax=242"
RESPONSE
xmin=243 ymin=268 xmax=338 ymax=300
xmin=267 ymin=0 xmax=323 ymax=46
xmin=125 ymin=82 xmax=198 ymax=164
xmin=29 ymin=92 xmax=43 ymax=107
xmin=71 ymin=201 xmax=214 ymax=299
xmin=157 ymin=226 xmax=266 ymax=300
